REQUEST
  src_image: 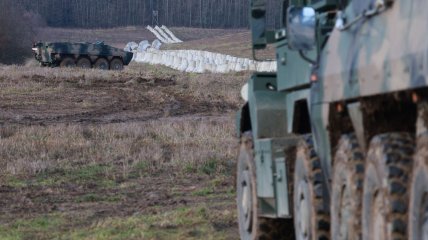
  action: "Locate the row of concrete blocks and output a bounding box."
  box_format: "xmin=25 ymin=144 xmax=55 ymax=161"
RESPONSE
xmin=125 ymin=40 xmax=162 ymax=53
xmin=146 ymin=25 xmax=183 ymax=44
xmin=133 ymin=49 xmax=277 ymax=73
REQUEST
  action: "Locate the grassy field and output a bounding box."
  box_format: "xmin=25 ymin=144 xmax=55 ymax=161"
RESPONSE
xmin=0 ymin=28 xmax=252 ymax=239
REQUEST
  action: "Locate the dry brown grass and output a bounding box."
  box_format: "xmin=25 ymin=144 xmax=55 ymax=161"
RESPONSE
xmin=0 ymin=117 xmax=235 ymax=177
xmin=0 ymin=61 xmax=246 ymax=177
xmin=0 ymin=28 xmax=253 ymax=239
xmin=0 ymin=63 xmax=243 ymax=238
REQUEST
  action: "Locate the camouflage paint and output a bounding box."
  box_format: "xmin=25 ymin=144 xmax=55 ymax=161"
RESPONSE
xmin=33 ymin=42 xmax=133 ymax=67
xmin=319 ymin=1 xmax=428 ymax=102
xmin=238 ymin=0 xmax=426 ymax=226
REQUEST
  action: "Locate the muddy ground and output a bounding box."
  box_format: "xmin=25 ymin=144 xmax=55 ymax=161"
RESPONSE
xmin=0 ymin=66 xmax=236 ymax=125
xmin=0 ymin=35 xmax=249 ymax=239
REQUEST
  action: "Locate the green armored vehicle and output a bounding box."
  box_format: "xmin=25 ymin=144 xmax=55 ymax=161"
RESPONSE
xmin=32 ymin=42 xmax=133 ymax=70
xmin=236 ymin=0 xmax=428 ymax=239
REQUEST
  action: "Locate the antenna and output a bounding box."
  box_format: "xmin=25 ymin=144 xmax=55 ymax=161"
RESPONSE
xmin=152 ymin=10 xmax=159 ymax=26
xmin=151 ymin=0 xmax=159 ymax=26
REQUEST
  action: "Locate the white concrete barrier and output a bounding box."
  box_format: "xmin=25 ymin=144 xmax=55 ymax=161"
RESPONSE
xmin=146 ymin=26 xmax=169 ymax=43
xmin=124 ymin=42 xmax=138 ymax=52
xmin=137 ymin=41 xmax=151 ymax=52
xmin=145 ymin=25 xmax=183 ymax=44
xmin=133 ymin=48 xmax=276 ymax=74
xmin=161 ymin=25 xmax=183 ymax=43
xmin=154 ymin=26 xmax=174 ymax=44
xmin=151 ymin=39 xmax=162 ymax=50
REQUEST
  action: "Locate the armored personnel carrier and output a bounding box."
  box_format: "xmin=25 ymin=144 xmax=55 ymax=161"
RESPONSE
xmin=236 ymin=0 xmax=428 ymax=239
xmin=32 ymin=41 xmax=133 ymax=70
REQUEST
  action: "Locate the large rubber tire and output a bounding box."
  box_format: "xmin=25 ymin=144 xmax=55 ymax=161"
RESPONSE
xmin=362 ymin=133 xmax=414 ymax=240
xmin=76 ymin=57 xmax=92 ymax=69
xmin=293 ymin=135 xmax=330 ymax=240
xmin=409 ymin=133 xmax=428 ymax=240
xmin=59 ymin=57 xmax=76 ymax=68
xmin=93 ymin=58 xmax=109 ymax=70
xmin=237 ymin=132 xmax=294 ymax=240
xmin=110 ymin=58 xmax=124 ymax=71
xmin=330 ymin=134 xmax=364 ymax=240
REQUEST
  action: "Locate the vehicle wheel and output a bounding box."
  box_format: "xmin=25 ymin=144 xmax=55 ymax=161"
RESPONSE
xmin=93 ymin=58 xmax=109 ymax=70
xmin=362 ymin=133 xmax=414 ymax=240
xmin=409 ymin=133 xmax=428 ymax=240
xmin=110 ymin=58 xmax=124 ymax=70
xmin=294 ymin=135 xmax=330 ymax=240
xmin=76 ymin=57 xmax=92 ymax=69
xmin=237 ymin=131 xmax=294 ymax=240
xmin=59 ymin=57 xmax=76 ymax=68
xmin=330 ymin=134 xmax=364 ymax=240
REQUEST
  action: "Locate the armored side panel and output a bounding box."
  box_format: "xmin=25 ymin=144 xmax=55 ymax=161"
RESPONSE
xmin=276 ymin=39 xmax=315 ymax=91
xmin=248 ymin=73 xmax=288 ymax=139
xmin=33 ymin=42 xmax=133 ymax=67
xmin=318 ymin=1 xmax=428 ymax=104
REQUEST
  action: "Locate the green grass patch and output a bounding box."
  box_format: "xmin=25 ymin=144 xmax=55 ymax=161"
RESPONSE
xmin=0 ymin=214 xmax=65 ymax=240
xmin=184 ymin=163 xmax=197 ymax=174
xmin=3 ymin=175 xmax=28 ymax=188
xmin=0 ymin=197 xmax=235 ymax=240
xmin=68 ymin=205 xmax=231 ymax=240
xmin=33 ymin=164 xmax=117 ymax=188
xmin=200 ymin=159 xmax=218 ymax=175
xmin=192 ymin=187 xmax=214 ymax=196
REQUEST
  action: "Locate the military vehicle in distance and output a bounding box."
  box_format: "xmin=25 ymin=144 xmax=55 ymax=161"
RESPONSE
xmin=32 ymin=41 xmax=133 ymax=70
xmin=236 ymin=0 xmax=428 ymax=239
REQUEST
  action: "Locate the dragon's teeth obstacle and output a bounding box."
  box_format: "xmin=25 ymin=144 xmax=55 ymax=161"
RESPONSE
xmin=161 ymin=26 xmax=182 ymax=43
xmin=147 ymin=25 xmax=182 ymax=44
xmin=128 ymin=27 xmax=275 ymax=73
xmin=133 ymin=49 xmax=276 ymax=73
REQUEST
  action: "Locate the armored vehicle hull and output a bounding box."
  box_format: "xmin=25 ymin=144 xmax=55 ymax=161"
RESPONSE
xmin=235 ymin=1 xmax=428 ymax=239
xmin=32 ymin=42 xmax=133 ymax=70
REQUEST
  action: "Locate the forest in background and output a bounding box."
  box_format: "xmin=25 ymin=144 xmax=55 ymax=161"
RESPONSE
xmin=4 ymin=0 xmax=283 ymax=29
xmin=0 ymin=0 xmax=284 ymax=64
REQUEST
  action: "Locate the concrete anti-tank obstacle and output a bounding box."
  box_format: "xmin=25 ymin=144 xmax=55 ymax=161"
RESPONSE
xmin=161 ymin=25 xmax=183 ymax=43
xmin=146 ymin=26 xmax=169 ymax=44
xmin=124 ymin=42 xmax=138 ymax=52
xmin=133 ymin=48 xmax=277 ymax=74
xmin=146 ymin=25 xmax=182 ymax=44
xmin=154 ymin=26 xmax=175 ymax=44
xmin=151 ymin=39 xmax=162 ymax=50
xmin=137 ymin=41 xmax=151 ymax=52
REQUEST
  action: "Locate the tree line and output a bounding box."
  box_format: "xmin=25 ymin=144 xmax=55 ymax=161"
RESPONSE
xmin=8 ymin=0 xmax=283 ymax=29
